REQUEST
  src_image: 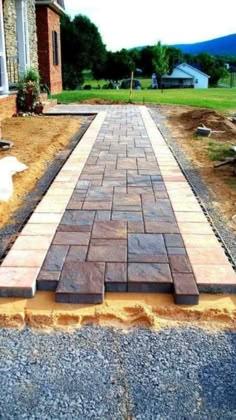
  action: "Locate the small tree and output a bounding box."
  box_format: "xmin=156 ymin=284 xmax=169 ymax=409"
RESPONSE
xmin=152 ymin=41 xmax=169 ymax=89
xmin=104 ymin=50 xmax=135 ymax=82
xmin=195 ymin=53 xmax=228 ymax=86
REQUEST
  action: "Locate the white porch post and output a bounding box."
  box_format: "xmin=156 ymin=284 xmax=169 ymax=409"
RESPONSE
xmin=16 ymin=0 xmax=30 ymax=77
xmin=0 ymin=0 xmax=9 ymax=95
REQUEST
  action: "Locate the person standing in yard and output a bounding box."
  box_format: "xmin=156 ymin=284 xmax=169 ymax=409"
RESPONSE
xmin=152 ymin=73 xmax=158 ymax=89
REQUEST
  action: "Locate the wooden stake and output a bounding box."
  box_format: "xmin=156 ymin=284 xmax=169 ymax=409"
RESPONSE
xmin=129 ymin=71 xmax=134 ymax=103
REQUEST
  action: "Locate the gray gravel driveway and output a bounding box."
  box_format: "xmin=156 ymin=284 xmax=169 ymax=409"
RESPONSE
xmin=0 ymin=326 xmax=235 ymax=419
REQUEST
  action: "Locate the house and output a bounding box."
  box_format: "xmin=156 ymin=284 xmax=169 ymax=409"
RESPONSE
xmin=161 ymin=63 xmax=210 ymax=89
xmin=36 ymin=0 xmax=65 ymax=94
xmin=0 ymin=0 xmax=65 ymax=119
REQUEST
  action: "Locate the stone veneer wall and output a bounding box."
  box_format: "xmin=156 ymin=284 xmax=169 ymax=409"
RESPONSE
xmin=3 ymin=0 xmax=17 ymax=60
xmin=3 ymin=0 xmax=38 ymax=73
xmin=27 ymin=0 xmax=38 ymax=71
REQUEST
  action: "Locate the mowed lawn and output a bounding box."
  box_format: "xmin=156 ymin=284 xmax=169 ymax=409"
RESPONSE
xmin=52 ymin=87 xmax=236 ymax=113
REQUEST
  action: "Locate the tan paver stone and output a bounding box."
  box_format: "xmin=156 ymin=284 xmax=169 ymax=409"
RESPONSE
xmin=29 ymin=213 xmax=63 ymax=224
xmin=178 ymin=222 xmax=214 ymax=235
xmin=21 ymin=223 xmax=58 ymax=236
xmin=182 ymin=234 xmax=221 ymax=248
xmin=12 ymin=236 xmax=53 ymax=250
xmin=187 ymin=247 xmax=230 ymax=265
xmin=175 ymin=212 xmax=207 ymax=223
xmin=0 ymin=267 xmax=39 ymax=297
xmin=171 ymin=202 xmax=203 ymax=212
xmin=2 ymin=250 xmax=47 ymax=267
xmin=193 ymin=265 xmax=236 ymax=285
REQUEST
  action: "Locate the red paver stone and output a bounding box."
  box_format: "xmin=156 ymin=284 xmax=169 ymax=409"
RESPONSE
xmin=83 ymin=201 xmax=112 ymax=211
xmin=88 ymin=239 xmax=127 ymax=262
xmin=92 ymin=221 xmax=127 ymax=239
xmin=53 ymin=232 xmax=90 ymax=246
xmin=169 ymin=255 xmax=193 ymax=273
xmin=145 ymin=221 xmax=180 ymax=234
xmin=173 ymin=273 xmax=199 ymax=305
xmin=128 ymin=221 xmax=145 ymax=233
xmin=128 ymin=263 xmax=173 ymax=292
xmin=67 ymin=201 xmax=83 ymax=210
xmin=105 ymin=263 xmax=127 ymax=292
xmin=56 ymin=262 xmax=105 ymax=304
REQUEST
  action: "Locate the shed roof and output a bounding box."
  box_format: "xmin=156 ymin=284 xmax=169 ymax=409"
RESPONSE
xmin=177 ymin=63 xmax=210 ymax=78
xmin=162 ymin=67 xmax=193 ymax=79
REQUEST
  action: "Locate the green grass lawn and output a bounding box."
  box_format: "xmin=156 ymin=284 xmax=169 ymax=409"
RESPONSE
xmin=51 ymin=87 xmax=236 ymax=113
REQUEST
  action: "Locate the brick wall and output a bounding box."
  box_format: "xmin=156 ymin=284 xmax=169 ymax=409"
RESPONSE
xmin=0 ymin=95 xmax=17 ymax=120
xmin=36 ymin=6 xmax=62 ymax=94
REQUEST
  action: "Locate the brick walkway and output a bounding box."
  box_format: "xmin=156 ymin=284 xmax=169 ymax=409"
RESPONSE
xmin=0 ymin=105 xmax=236 ymax=305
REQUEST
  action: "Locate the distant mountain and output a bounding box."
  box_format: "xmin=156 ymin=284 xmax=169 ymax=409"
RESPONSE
xmin=132 ymin=34 xmax=236 ymax=56
xmin=173 ymin=34 xmax=236 ymax=56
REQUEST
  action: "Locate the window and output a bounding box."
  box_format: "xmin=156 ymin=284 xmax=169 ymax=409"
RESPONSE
xmin=52 ymin=31 xmax=59 ymax=65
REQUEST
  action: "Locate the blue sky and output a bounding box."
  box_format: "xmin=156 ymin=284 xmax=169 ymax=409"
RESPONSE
xmin=64 ymin=0 xmax=236 ymax=51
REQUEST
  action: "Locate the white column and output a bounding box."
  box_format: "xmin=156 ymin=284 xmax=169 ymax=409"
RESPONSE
xmin=16 ymin=0 xmax=30 ymax=77
xmin=0 ymin=0 xmax=9 ymax=94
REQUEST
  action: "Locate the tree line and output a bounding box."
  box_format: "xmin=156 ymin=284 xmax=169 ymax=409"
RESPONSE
xmin=61 ymin=14 xmax=233 ymax=89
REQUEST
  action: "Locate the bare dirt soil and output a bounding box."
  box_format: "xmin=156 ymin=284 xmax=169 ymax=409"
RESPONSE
xmin=160 ymin=105 xmax=236 ymax=231
xmin=0 ymin=116 xmax=82 ymax=228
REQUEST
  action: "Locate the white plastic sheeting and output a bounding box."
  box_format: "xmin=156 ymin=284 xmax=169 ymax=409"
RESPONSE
xmin=0 ymin=157 xmax=28 ymax=202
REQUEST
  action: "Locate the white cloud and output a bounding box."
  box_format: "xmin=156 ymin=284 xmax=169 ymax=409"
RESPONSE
xmin=64 ymin=0 xmax=236 ymax=51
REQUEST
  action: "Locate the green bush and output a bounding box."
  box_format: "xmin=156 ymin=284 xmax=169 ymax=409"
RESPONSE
xmin=16 ymin=68 xmax=41 ymax=112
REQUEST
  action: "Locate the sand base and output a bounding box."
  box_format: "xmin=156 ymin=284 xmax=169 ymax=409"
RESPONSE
xmin=0 ymin=292 xmax=235 ymax=331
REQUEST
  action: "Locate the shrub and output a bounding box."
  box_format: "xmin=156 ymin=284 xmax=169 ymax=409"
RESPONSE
xmin=83 ymin=84 xmax=92 ymax=90
xmin=16 ymin=68 xmax=41 ymax=112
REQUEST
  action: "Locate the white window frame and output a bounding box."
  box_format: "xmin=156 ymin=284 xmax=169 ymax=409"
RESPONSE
xmin=16 ymin=0 xmax=30 ymax=77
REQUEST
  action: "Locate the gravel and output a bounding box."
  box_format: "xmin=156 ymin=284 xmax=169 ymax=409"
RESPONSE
xmin=0 ymin=326 xmax=236 ymax=419
xmin=149 ymin=107 xmax=236 ymax=267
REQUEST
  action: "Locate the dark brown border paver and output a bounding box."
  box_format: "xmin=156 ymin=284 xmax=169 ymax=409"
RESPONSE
xmin=173 ymin=273 xmax=199 ymax=305
xmin=128 ymin=263 xmax=173 ymax=293
xmin=56 ymin=262 xmax=105 ymax=303
xmin=105 ymin=263 xmax=127 ymax=292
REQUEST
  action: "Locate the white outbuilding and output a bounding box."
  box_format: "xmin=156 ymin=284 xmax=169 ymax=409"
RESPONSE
xmin=161 ymin=63 xmax=210 ymax=89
